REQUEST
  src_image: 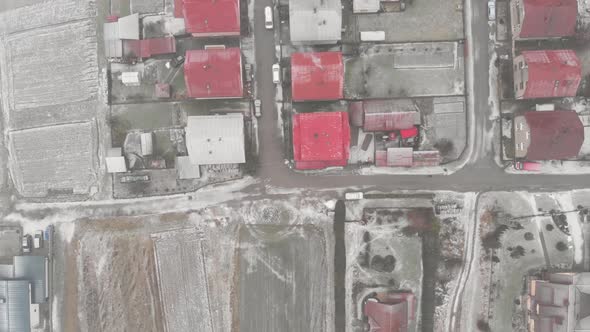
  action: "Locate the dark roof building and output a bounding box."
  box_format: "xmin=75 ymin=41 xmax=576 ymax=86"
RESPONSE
xmin=292 ymin=112 xmax=350 ymax=170
xmin=511 ymin=0 xmax=577 ymax=39
xmin=363 ymin=292 xmax=416 ymax=332
xmin=184 ymin=48 xmax=243 ymax=99
xmin=291 ymin=52 xmax=344 ymax=101
xmin=182 ymin=0 xmax=240 ymax=37
xmin=513 ymin=111 xmax=584 ymax=160
xmin=122 ymin=37 xmax=176 ymax=59
xmin=513 ymin=50 xmax=581 ymax=99
xmin=526 ymin=272 xmax=590 ymax=332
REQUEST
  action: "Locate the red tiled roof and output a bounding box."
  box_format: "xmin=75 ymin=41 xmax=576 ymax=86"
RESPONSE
xmin=522 ymin=50 xmax=581 ymax=99
xmin=183 ymin=0 xmax=240 ymax=36
xmin=364 ymin=293 xmax=416 ymax=332
xmin=519 ymin=0 xmax=577 ymax=38
xmin=291 ymin=52 xmax=344 ymax=101
xmin=292 ymin=112 xmax=350 ymax=169
xmin=184 ymin=48 xmax=243 ymax=98
xmin=524 ymin=111 xmax=584 ymax=160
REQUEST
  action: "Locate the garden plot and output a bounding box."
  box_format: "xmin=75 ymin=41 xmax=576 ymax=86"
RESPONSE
xmin=236 ymin=224 xmax=329 ymax=332
xmin=476 ymin=192 xmax=574 ymax=332
xmin=73 ymin=219 xmax=165 ymax=332
xmin=8 ymin=122 xmax=98 ymax=198
xmin=0 ymin=0 xmax=96 ymax=35
xmin=152 ymin=228 xmax=221 ymax=332
xmin=1 ymin=19 xmax=98 ymax=119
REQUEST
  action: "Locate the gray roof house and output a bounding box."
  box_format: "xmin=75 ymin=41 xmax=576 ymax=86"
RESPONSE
xmin=289 ymin=0 xmax=342 ymax=44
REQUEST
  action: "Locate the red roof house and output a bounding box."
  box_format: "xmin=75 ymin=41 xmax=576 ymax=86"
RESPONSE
xmin=291 ymin=52 xmax=344 ymax=101
xmin=184 ymin=48 xmax=243 ymax=99
xmin=514 ymin=111 xmax=584 ymax=160
xmin=363 ymin=292 xmax=416 ymax=332
xmin=292 ymin=112 xmax=350 ymax=170
xmin=511 ymin=0 xmax=577 ymax=39
xmin=182 ymin=0 xmax=241 ymax=37
xmin=513 ymin=50 xmax=581 ymax=99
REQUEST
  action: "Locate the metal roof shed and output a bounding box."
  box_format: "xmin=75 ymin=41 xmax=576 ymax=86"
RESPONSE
xmin=186 ymin=114 xmax=246 ymax=165
xmin=118 ymin=13 xmax=140 ymax=40
xmin=13 ymin=256 xmax=46 ymax=304
xmin=0 ymin=280 xmax=31 ymax=332
xmin=103 ymin=22 xmax=123 ymax=58
xmin=387 ymin=147 xmax=413 ymax=167
xmin=176 ymin=156 xmax=201 ymax=179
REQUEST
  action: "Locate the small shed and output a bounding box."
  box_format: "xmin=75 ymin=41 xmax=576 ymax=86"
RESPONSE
xmin=176 ymin=156 xmax=201 ymax=179
xmin=412 ymin=150 xmax=440 ymax=167
xmin=122 ymin=72 xmax=140 ymax=86
xmin=106 ymin=147 xmax=127 ymax=173
xmin=387 ymin=147 xmax=413 ymax=167
xmin=140 ymin=133 xmax=154 ymax=156
xmin=155 ymin=83 xmax=171 ymax=98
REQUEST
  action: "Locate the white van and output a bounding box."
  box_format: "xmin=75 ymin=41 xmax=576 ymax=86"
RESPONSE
xmin=265 ymin=6 xmax=273 ymax=29
xmin=272 ymin=63 xmax=280 ymax=84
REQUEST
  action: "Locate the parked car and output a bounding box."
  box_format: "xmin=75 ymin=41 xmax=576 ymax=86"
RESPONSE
xmin=272 ymin=63 xmax=280 ymax=83
xmin=34 ymin=231 xmax=43 ymax=249
xmin=488 ymin=1 xmax=496 ymax=21
xmin=254 ymin=99 xmax=262 ymax=117
xmin=514 ymin=161 xmax=541 ymax=172
xmin=265 ymin=6 xmax=273 ymax=29
xmin=22 ymin=235 xmax=31 ymax=253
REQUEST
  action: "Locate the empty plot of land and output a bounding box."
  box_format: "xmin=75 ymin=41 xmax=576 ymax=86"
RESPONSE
xmin=0 ymin=0 xmax=96 ymax=35
xmin=74 ymin=221 xmax=165 ymax=332
xmin=344 ymin=42 xmax=465 ymax=99
xmin=8 ymin=122 xmax=97 ymax=197
xmin=2 ymin=19 xmax=98 ymax=112
xmin=350 ymin=0 xmax=463 ymax=42
xmin=236 ymin=225 xmax=328 ymax=332
xmin=153 ymin=229 xmax=213 ymax=332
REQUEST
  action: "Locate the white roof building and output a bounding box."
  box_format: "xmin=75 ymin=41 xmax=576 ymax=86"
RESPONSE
xmin=176 ymin=156 xmax=201 ymax=179
xmin=106 ymin=148 xmax=127 ymax=173
xmin=289 ymin=0 xmax=342 ymax=44
xmin=103 ymin=13 xmax=139 ymax=58
xmin=186 ymin=114 xmax=246 ymax=165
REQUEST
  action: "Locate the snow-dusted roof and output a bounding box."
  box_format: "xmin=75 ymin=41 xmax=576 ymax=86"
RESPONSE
xmin=186 ymin=114 xmax=245 ymax=165
xmin=289 ymin=0 xmax=342 ymax=44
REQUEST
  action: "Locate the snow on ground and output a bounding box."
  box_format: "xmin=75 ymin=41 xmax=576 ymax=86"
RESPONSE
xmin=552 ymin=191 xmax=583 ymax=264
xmin=505 ymin=160 xmax=590 ymax=175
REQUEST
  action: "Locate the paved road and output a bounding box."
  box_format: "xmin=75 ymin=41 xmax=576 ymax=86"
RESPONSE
xmin=253 ymin=0 xmax=590 ymax=193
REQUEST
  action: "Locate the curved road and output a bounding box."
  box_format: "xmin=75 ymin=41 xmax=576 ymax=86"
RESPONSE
xmin=253 ymin=0 xmax=590 ymax=193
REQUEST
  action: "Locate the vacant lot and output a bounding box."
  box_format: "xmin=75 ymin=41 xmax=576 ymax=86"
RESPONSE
xmin=345 ymin=0 xmax=464 ymax=43
xmin=236 ymin=224 xmax=329 ymax=332
xmin=8 ymin=122 xmax=98 ymax=198
xmin=64 ymin=218 xmax=165 ymax=332
xmin=1 ymin=19 xmax=98 ymax=127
